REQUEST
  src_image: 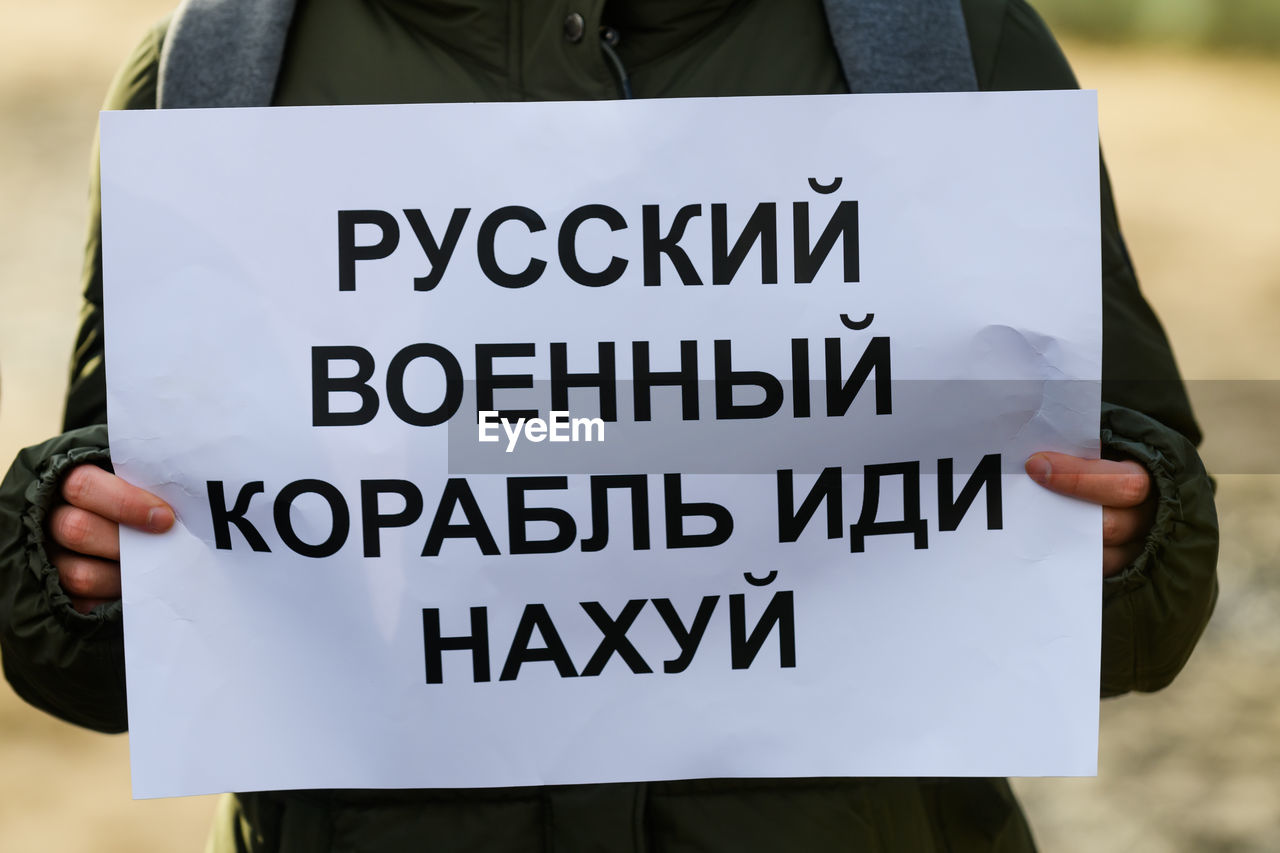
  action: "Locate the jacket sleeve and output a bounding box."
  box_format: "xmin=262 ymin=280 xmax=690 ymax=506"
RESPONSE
xmin=0 ymin=427 xmax=127 ymax=732
xmin=965 ymin=0 xmax=1219 ymax=695
xmin=0 ymin=23 xmax=165 ymax=732
xmin=66 ymin=20 xmax=166 ymax=433
xmin=1098 ymin=405 xmax=1217 ymax=695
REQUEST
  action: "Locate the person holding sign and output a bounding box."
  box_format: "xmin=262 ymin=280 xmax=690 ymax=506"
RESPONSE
xmin=0 ymin=0 xmax=1218 ymax=851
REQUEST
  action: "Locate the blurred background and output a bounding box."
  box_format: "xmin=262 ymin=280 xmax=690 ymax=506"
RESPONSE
xmin=0 ymin=1 xmax=1276 ymax=850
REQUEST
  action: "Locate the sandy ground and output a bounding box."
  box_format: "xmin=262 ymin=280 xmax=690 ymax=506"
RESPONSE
xmin=1 ymin=3 xmax=1278 ymax=851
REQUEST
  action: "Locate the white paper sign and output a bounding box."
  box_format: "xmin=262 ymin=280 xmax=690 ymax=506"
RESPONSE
xmin=101 ymin=91 xmax=1102 ymax=799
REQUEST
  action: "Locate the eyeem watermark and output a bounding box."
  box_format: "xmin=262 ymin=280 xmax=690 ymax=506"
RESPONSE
xmin=478 ymin=411 xmax=606 ymax=453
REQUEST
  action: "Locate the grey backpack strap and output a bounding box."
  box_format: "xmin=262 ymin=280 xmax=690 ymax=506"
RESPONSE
xmin=157 ymin=0 xmax=297 ymax=108
xmin=823 ymin=0 xmax=979 ymax=93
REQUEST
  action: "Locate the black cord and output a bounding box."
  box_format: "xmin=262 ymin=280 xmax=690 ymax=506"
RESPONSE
xmin=599 ymin=26 xmax=634 ymax=100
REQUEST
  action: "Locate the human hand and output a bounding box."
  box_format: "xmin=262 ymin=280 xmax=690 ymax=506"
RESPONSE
xmin=46 ymin=464 xmax=174 ymax=613
xmin=1025 ymin=451 xmax=1155 ymax=578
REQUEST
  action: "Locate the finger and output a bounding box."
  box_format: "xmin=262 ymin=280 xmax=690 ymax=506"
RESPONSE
xmin=49 ymin=546 xmax=122 ymax=600
xmin=1104 ymin=542 xmax=1144 ymax=577
xmin=48 ymin=504 xmax=121 ymax=561
xmin=1025 ymin=452 xmax=1151 ymax=508
xmin=60 ymin=464 xmax=174 ymax=532
xmin=1103 ymin=504 xmax=1155 ymax=547
xmin=70 ymin=597 xmax=118 ymax=615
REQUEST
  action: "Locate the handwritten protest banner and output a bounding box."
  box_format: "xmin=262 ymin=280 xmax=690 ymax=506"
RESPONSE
xmin=101 ymin=91 xmax=1101 ymax=798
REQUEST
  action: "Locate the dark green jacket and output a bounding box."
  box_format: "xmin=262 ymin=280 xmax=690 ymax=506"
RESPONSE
xmin=0 ymin=1 xmax=1218 ymax=850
